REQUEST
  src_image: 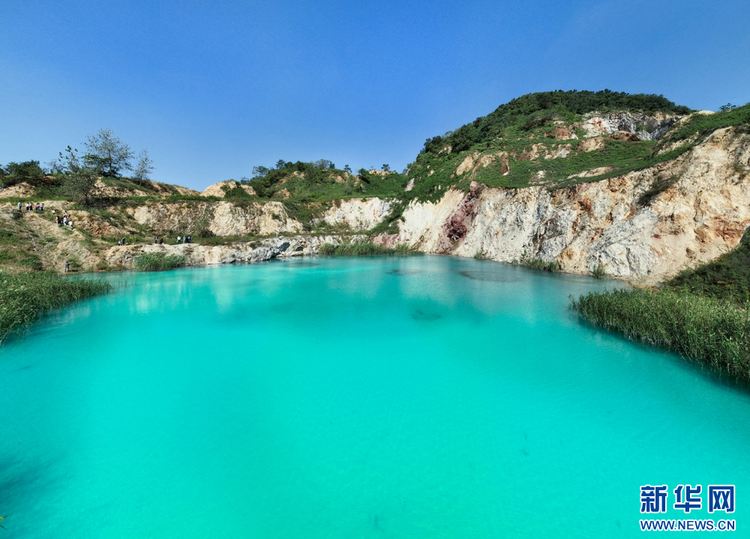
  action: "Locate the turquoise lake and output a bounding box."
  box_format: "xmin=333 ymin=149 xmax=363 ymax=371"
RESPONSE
xmin=1 ymin=256 xmax=748 ymax=537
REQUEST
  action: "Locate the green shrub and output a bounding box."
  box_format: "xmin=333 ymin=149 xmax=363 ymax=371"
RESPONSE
xmin=572 ymin=288 xmax=750 ymax=381
xmin=421 ymin=90 xmax=691 ymax=155
xmin=515 ymin=252 xmax=559 ymax=272
xmin=223 ymin=186 xmax=254 ymax=199
xmin=658 ymin=104 xmax=750 ymax=150
xmin=19 ymin=255 xmax=43 ymax=271
xmin=0 ymin=271 xmax=112 ymax=344
xmin=133 ymin=252 xmax=186 ymax=271
xmin=667 ymin=231 xmax=750 ymax=304
xmin=591 ymin=263 xmax=608 ymax=279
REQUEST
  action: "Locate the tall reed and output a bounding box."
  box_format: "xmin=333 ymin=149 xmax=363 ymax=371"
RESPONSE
xmin=133 ymin=253 xmax=186 ymax=271
xmin=572 ymin=288 xmax=750 ymax=381
xmin=0 ymin=271 xmax=112 ymax=344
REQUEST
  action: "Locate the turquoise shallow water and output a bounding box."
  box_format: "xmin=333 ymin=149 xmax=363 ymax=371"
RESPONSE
xmin=1 ymin=256 xmax=748 ymax=538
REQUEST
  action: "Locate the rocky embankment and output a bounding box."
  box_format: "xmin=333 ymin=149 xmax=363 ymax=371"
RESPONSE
xmin=103 ymin=235 xmax=363 ymax=269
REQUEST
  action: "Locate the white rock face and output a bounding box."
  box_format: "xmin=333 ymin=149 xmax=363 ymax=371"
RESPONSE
xmin=320 ymin=198 xmax=392 ymax=231
xmin=384 ymin=126 xmax=750 ymax=283
xmin=201 ymin=180 xmax=256 ymax=198
xmin=128 ymin=200 xmax=302 ymax=236
xmin=582 ymin=111 xmax=679 ymax=141
xmin=96 ymin=125 xmax=750 ymax=283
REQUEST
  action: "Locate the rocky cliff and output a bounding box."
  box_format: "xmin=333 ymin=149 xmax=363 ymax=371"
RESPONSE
xmin=2 ymin=92 xmax=748 ymax=282
xmin=378 ymin=126 xmax=750 ymax=283
xmin=3 ymin=122 xmax=747 ymax=281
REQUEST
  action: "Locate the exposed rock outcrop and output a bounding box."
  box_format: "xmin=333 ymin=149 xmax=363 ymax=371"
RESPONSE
xmin=201 ymin=180 xmax=256 ymax=198
xmin=127 ymin=200 xmax=301 ymax=236
xmin=3 ymin=116 xmax=747 ymax=286
xmin=385 ymin=126 xmax=750 ymax=283
xmin=0 ymin=182 xmax=37 ymax=198
xmin=581 ymin=112 xmax=679 ymax=141
xmin=321 ymin=198 xmax=391 ymax=231
xmin=103 ymin=235 xmax=360 ymax=268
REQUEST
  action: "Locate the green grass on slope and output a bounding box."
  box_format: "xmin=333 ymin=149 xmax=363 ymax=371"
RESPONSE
xmin=0 ymin=271 xmax=112 ymax=344
xmin=421 ymin=90 xmax=692 ymax=155
xmin=405 ymin=95 xmax=749 ymax=203
xmin=668 ymin=231 xmax=750 ymax=304
xmin=658 ymin=104 xmax=750 ymax=150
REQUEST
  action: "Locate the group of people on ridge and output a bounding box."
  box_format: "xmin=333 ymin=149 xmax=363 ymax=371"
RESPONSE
xmin=54 ymin=210 xmax=73 ymax=229
xmin=153 ymin=235 xmax=192 ymax=244
xmin=18 ymin=201 xmax=74 ymax=229
xmin=20 ymin=201 xmax=44 ymax=212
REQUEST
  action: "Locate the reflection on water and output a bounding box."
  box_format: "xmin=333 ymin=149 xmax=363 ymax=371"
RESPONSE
xmin=411 ymin=309 xmax=441 ymax=321
xmin=458 ymin=270 xmax=520 ymax=283
xmin=0 ymin=256 xmax=748 ymax=539
xmin=387 ymin=269 xmax=422 ymax=276
xmin=279 ymin=260 xmax=320 ymax=267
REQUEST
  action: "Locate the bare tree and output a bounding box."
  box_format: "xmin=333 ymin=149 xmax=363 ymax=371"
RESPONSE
xmin=133 ymin=149 xmax=154 ymax=186
xmin=84 ymin=128 xmax=134 ymax=177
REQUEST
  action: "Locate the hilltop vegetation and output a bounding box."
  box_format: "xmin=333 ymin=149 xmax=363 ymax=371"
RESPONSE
xmin=404 ymin=91 xmax=748 ymax=202
xmin=237 ymin=159 xmax=407 ymax=202
xmin=420 ymin=89 xmax=692 ymax=156
xmin=0 ymin=128 xmax=162 ymax=204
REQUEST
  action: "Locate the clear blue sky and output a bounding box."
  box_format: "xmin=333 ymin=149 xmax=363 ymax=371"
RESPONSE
xmin=2 ymin=0 xmax=748 ymax=190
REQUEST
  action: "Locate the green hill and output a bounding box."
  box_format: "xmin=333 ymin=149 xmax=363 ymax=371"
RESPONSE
xmin=403 ymin=91 xmax=748 ymax=202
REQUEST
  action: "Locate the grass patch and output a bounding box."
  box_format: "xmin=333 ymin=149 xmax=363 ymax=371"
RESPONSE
xmin=0 ymin=230 xmax=20 ymax=245
xmin=0 ymin=271 xmax=112 ymax=344
xmin=19 ymin=255 xmax=43 ymax=271
xmin=133 ymin=252 xmax=186 ymax=271
xmin=591 ymin=263 xmax=608 ymax=279
xmin=667 ymin=232 xmax=750 ymax=303
xmin=572 ymin=288 xmax=750 ymax=382
xmin=370 ymin=201 xmax=406 ymax=235
xmin=318 ymin=242 xmax=417 ymax=256
xmin=513 ymin=252 xmax=560 ymax=272
xmin=658 ymin=104 xmax=750 ymax=150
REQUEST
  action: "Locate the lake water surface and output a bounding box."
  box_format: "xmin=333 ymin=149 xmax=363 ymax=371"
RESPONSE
xmin=1 ymin=256 xmax=748 ymax=537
